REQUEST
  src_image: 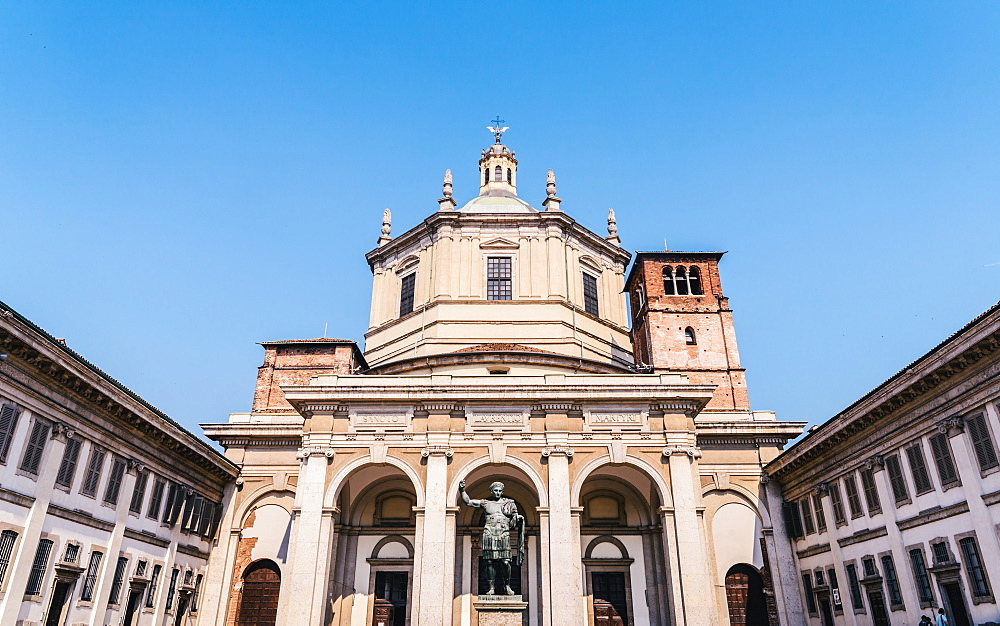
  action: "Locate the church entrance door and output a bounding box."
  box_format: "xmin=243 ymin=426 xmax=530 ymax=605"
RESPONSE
xmin=724 ymin=564 xmax=768 ymax=626
xmin=237 ymin=560 xmax=281 ymax=626
xmin=592 ymin=572 xmax=628 ymax=625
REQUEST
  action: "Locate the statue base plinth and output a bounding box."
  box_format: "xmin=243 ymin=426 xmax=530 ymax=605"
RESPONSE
xmin=474 ymin=595 xmax=527 ymax=626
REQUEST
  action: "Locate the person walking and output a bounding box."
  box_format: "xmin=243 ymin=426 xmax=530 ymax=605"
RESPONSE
xmin=936 ymin=607 xmax=950 ymax=626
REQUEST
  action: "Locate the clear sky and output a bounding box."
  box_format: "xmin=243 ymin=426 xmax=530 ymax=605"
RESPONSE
xmin=2 ymin=2 xmax=998 ymax=441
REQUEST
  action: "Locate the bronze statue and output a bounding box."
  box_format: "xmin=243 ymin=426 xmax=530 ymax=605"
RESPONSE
xmin=458 ymin=479 xmax=525 ymax=595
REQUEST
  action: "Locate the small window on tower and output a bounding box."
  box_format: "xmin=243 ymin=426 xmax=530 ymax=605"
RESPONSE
xmin=484 ymin=167 xmax=489 ymax=185
xmin=684 ymin=327 xmax=696 ymax=345
xmin=675 ymin=266 xmax=689 ymax=295
xmin=662 ymin=266 xmax=675 ymax=295
xmin=494 ymin=166 xmax=503 ymax=182
xmin=487 ymin=257 xmax=512 ymax=300
xmin=688 ymin=266 xmax=704 ymax=295
xmin=582 ymin=273 xmax=599 ymax=316
xmin=507 ymin=168 xmax=512 ymax=184
xmin=399 ymin=273 xmax=416 ymax=316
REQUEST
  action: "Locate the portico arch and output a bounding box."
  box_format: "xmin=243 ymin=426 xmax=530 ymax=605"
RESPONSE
xmin=570 ymin=453 xmax=673 ymax=509
xmin=324 ymin=453 xmax=424 ymax=508
xmin=448 ymin=453 xmax=548 ymax=507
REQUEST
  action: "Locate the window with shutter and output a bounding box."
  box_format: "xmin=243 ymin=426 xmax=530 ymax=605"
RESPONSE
xmin=19 ymin=419 xmax=50 ymax=475
xmin=82 ymin=447 xmax=106 ymax=497
xmin=813 ymin=493 xmax=827 ymax=532
xmin=828 ymin=483 xmax=847 ymax=525
xmin=929 ymin=433 xmax=960 ymax=487
xmin=859 ymin=468 xmax=881 ymax=514
xmin=55 ymin=436 xmax=82 ymax=488
xmin=129 ymin=471 xmax=148 ymax=514
xmin=103 ymin=456 xmax=127 ymax=505
xmin=24 ymin=538 xmax=53 ymax=596
xmin=800 ymin=497 xmax=816 ymax=534
xmin=0 ymin=402 xmax=23 ymax=464
xmin=905 ymin=443 xmax=934 ymax=494
xmin=0 ymin=530 xmax=17 ymax=585
xmin=885 ymin=454 xmax=909 ymax=503
xmin=147 ymin=478 xmax=166 ymax=519
xmin=844 ymin=475 xmax=864 ymax=517
xmin=966 ymin=413 xmax=1000 ymax=472
xmin=80 ymin=550 xmax=103 ymax=601
xmin=162 ymin=483 xmax=177 ymax=522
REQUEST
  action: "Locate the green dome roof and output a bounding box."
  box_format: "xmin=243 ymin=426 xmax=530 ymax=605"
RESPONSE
xmin=457 ymin=190 xmax=537 ymax=214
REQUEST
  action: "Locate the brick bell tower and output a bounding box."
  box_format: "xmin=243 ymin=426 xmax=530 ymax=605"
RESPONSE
xmin=624 ymin=251 xmax=750 ymax=411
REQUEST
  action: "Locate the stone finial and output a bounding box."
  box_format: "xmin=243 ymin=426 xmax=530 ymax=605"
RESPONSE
xmin=443 ymin=169 xmax=453 ymax=197
xmin=606 ymin=208 xmax=621 ymax=246
xmin=377 ymin=208 xmax=392 ymax=246
xmin=438 ymin=169 xmax=458 ymax=211
xmin=546 ymin=169 xmax=557 ymax=197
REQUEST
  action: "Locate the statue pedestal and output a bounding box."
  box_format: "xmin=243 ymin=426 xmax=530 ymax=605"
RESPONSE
xmin=473 ymin=595 xmax=527 ymax=626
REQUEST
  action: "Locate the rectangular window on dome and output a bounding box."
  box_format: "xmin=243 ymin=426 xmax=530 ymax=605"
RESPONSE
xmin=399 ymin=273 xmax=415 ymax=316
xmin=487 ymin=257 xmax=512 ymax=301
xmin=582 ymin=273 xmax=599 ymax=316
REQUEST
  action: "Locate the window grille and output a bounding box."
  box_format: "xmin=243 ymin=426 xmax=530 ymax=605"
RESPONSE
xmin=909 ymin=549 xmax=934 ymax=602
xmin=82 ymin=447 xmax=106 ymax=497
xmin=63 ymin=542 xmax=80 ymax=564
xmin=0 ymin=530 xmax=17 ymax=584
xmin=828 ymin=568 xmax=842 ymax=609
xmin=932 ymin=541 xmax=951 ymax=564
xmin=905 ymin=443 xmax=934 ymax=494
xmin=844 ymin=475 xmax=864 ymax=517
xmin=165 ymin=567 xmax=180 ymax=609
xmin=55 ymin=436 xmax=82 ymax=488
xmin=506 ymin=168 xmax=512 ymax=184
xmin=966 ymin=413 xmax=999 ymax=471
xmin=845 ymin=563 xmax=863 ymax=609
xmin=828 ymin=482 xmax=847 ymax=525
xmin=191 ymin=573 xmax=204 ymax=612
xmin=859 ymin=468 xmax=881 ymax=514
xmin=959 ymin=537 xmax=992 ymax=597
xmin=862 ymin=557 xmax=877 ymax=578
xmin=884 ymin=454 xmax=909 ymax=503
xmin=800 ymin=497 xmax=815 ymax=534
xmin=582 ymin=273 xmax=599 ymax=316
xmin=135 ymin=559 xmax=147 ymax=578
xmin=486 ymin=257 xmax=512 ymax=300
xmin=399 ymin=273 xmax=416 ymax=316
xmin=24 ymin=538 xmax=53 ymax=596
xmin=813 ymin=494 xmax=827 ymax=532
xmin=881 ymin=555 xmax=903 ymax=606
xmin=146 ymin=564 xmax=162 ymax=608
xmin=129 ymin=471 xmax=149 ymax=514
xmin=148 ymin=479 xmax=166 ymax=519
xmin=0 ymin=402 xmax=23 ymax=464
xmin=802 ymin=573 xmax=816 ymax=613
xmin=929 ymin=433 xmax=960 ymax=487
xmin=103 ymin=456 xmax=127 ymax=505
xmin=81 ymin=550 xmax=104 ymax=601
xmin=109 ymin=556 xmax=129 ymax=605
xmin=19 ymin=420 xmax=50 ymax=474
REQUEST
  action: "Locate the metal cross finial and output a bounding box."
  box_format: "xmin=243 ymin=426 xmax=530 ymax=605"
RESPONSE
xmin=486 ymin=115 xmax=509 ymax=144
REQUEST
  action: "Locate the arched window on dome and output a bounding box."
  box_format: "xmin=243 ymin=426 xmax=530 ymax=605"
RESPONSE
xmin=494 ymin=166 xmax=503 ymax=182
xmin=484 ymin=167 xmax=489 ymax=185
xmin=688 ymin=266 xmax=704 ymax=295
xmin=675 ymin=266 xmax=689 ymax=295
xmin=662 ymin=266 xmax=675 ymax=295
xmin=507 ymin=168 xmax=512 ymax=184
xmin=684 ymin=327 xmax=697 ymax=345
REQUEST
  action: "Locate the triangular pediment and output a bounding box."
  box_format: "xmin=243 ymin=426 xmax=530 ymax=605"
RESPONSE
xmin=479 ymin=237 xmax=520 ymax=249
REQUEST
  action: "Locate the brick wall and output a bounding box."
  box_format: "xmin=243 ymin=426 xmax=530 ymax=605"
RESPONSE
xmin=251 ymin=341 xmax=364 ymax=412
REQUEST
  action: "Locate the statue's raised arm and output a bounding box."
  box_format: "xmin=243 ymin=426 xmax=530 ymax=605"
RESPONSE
xmin=458 ymin=479 xmax=481 ymax=507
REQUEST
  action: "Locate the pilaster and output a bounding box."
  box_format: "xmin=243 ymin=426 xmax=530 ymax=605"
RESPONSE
xmin=542 ymin=433 xmax=586 ymax=624
xmin=416 ymin=411 xmax=456 ymax=625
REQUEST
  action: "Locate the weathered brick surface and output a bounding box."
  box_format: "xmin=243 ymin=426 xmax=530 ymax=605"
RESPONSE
xmin=225 ymin=509 xmax=259 ymax=626
xmin=626 ymin=252 xmax=751 ymax=410
xmin=251 ymin=341 xmax=365 ymax=411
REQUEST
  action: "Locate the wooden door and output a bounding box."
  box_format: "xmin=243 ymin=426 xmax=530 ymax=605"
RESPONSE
xmin=237 ymin=560 xmax=281 ymax=626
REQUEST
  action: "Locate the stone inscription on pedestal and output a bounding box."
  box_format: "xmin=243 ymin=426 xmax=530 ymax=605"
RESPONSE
xmin=474 ymin=596 xmax=527 ymax=626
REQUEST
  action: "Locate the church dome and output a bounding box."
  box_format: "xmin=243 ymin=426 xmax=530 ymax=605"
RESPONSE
xmin=457 ymin=189 xmax=537 ymax=213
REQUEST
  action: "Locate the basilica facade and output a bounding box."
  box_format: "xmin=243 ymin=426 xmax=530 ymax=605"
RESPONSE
xmin=196 ymin=129 xmax=805 ymax=626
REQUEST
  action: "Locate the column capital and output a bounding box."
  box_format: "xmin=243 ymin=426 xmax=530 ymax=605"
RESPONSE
xmin=296 ymin=446 xmax=335 ymax=461
xmin=938 ymin=415 xmax=965 ymax=435
xmin=50 ymin=421 xmax=75 ymax=442
xmin=813 ymin=482 xmax=829 ymax=495
xmin=864 ymin=454 xmax=885 ymax=472
xmin=661 ymin=446 xmax=702 ymax=459
xmin=541 ymin=444 xmax=574 ymax=458
xmin=421 ymin=445 xmax=454 ymax=458
xmin=127 ymin=458 xmax=146 ymax=475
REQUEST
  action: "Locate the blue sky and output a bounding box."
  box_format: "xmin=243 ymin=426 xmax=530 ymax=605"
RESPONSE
xmin=2 ymin=2 xmax=998 ymax=440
